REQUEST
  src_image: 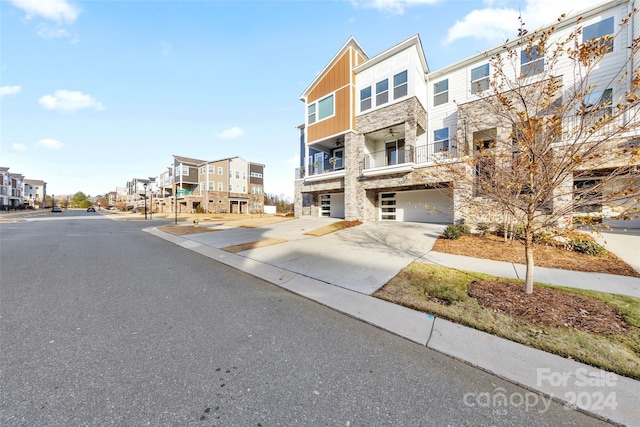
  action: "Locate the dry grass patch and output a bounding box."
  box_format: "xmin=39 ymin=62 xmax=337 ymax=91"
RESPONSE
xmin=374 ymin=262 xmax=640 ymax=380
xmin=303 ymin=220 xmax=362 ymax=237
xmin=433 ymin=233 xmax=640 ymax=277
xmin=222 ymin=238 xmax=288 ymax=253
xmin=158 ymin=225 xmax=221 ymax=236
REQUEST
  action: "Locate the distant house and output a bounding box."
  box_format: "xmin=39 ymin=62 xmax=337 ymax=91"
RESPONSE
xmin=23 ymin=179 xmax=47 ymax=209
xmin=153 ymin=155 xmax=265 ymax=214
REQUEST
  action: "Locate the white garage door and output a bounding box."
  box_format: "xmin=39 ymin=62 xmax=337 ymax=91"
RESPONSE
xmin=320 ymin=193 xmax=345 ymax=219
xmin=380 ymin=189 xmax=453 ymax=223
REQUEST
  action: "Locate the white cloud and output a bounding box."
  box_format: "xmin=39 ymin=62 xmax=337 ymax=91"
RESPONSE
xmin=36 ymin=138 xmax=64 ymax=149
xmin=12 ymin=143 xmax=27 ymax=152
xmin=0 ymin=85 xmax=22 ymax=97
xmin=217 ymin=126 xmax=244 ymax=139
xmin=38 ymin=90 xmax=105 ymax=112
xmin=354 ymin=0 xmax=440 ymax=15
xmin=37 ymin=24 xmax=72 ymax=40
xmin=9 ymin=0 xmax=80 ymax=24
xmin=444 ymin=0 xmax=605 ymax=45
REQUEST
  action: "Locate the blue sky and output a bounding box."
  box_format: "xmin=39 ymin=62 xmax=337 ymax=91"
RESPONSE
xmin=1 ymin=0 xmax=603 ymax=200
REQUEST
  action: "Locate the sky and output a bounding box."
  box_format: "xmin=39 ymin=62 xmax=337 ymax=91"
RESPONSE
xmin=0 ymin=0 xmax=605 ymax=200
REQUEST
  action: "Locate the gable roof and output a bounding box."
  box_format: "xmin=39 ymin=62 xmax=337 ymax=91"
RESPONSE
xmin=173 ymin=155 xmax=207 ymax=165
xmin=300 ymin=36 xmax=368 ymax=100
xmin=354 ymin=34 xmax=428 ymax=75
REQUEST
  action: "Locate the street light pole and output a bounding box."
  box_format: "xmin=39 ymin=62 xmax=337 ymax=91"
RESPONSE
xmin=143 ymin=183 xmax=148 ymax=220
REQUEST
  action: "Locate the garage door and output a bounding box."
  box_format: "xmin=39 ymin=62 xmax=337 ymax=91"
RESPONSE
xmin=320 ymin=193 xmax=345 ymax=219
xmin=380 ymin=189 xmax=453 ymax=223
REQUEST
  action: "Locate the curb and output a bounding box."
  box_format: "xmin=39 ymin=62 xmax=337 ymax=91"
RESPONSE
xmin=144 ymin=226 xmax=639 ymax=426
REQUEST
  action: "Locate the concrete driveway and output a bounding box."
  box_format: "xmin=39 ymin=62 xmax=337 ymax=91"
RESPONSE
xmin=186 ymin=219 xmax=445 ymax=295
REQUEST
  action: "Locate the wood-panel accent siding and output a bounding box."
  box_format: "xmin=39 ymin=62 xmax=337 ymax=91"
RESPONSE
xmin=308 ymin=51 xmax=351 ymax=103
xmin=308 ymin=86 xmax=351 ymax=141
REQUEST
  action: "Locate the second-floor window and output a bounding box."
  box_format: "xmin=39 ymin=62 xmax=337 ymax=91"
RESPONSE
xmin=521 ymin=45 xmax=544 ymax=77
xmin=181 ymin=166 xmax=189 ymax=176
xmin=218 ymin=182 xmax=223 ymax=191
xmin=434 ymin=128 xmax=449 ymax=152
xmin=376 ymin=79 xmax=389 ymax=106
xmin=235 ymin=171 xmax=240 ymax=179
xmin=471 ymin=64 xmax=490 ymax=94
xmin=584 ymin=88 xmax=612 ymax=119
xmin=393 ymin=70 xmax=408 ymax=99
xmin=308 ymin=103 xmax=316 ymax=124
xmin=360 ymin=86 xmax=372 ymax=111
xmin=583 ymin=16 xmax=614 ymax=53
xmin=434 ymin=79 xmax=448 ymax=106
xmin=218 ymin=166 xmax=223 ymax=175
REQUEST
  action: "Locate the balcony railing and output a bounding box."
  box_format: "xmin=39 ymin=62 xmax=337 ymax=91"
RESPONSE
xmin=363 ymin=146 xmax=414 ymax=169
xmin=305 ymin=157 xmax=345 ymax=177
xmin=414 ymin=142 xmax=459 ymax=163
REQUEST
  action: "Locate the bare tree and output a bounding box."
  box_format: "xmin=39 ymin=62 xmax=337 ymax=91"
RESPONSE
xmin=442 ymin=12 xmax=640 ymax=294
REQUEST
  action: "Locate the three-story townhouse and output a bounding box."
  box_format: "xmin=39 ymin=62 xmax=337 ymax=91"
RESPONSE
xmin=295 ymin=0 xmax=640 ymax=225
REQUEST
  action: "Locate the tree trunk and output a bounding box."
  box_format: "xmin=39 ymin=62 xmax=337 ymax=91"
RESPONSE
xmin=524 ymin=228 xmax=534 ymax=294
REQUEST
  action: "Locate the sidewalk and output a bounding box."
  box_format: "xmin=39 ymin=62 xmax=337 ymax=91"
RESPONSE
xmin=144 ymin=223 xmax=639 ymax=426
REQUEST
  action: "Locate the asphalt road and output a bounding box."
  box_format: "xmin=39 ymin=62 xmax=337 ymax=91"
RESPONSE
xmin=0 ymin=211 xmax=610 ymax=426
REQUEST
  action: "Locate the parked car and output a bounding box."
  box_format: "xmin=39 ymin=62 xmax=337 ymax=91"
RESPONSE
xmin=51 ymin=206 xmax=62 ymax=213
xmin=87 ymin=207 xmax=96 ymax=212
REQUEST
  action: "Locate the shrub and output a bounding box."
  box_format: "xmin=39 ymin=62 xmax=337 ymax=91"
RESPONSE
xmin=443 ymin=224 xmax=471 ymax=240
xmin=443 ymin=225 xmax=461 ymax=240
xmin=570 ymin=238 xmax=606 ymax=256
xmin=476 ymin=223 xmax=491 ymax=235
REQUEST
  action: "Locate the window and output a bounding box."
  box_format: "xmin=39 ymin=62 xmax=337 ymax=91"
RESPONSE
xmin=376 ymin=79 xmax=388 ymax=105
xmin=583 ymin=17 xmax=614 ymax=53
xmin=473 ymin=128 xmax=497 ymax=151
xmin=434 ymin=128 xmax=449 ymax=152
xmin=242 ymin=172 xmax=246 ymax=180
xmin=433 ymin=79 xmax=448 ymax=106
xmin=208 ymin=182 xmax=214 ymax=191
xmin=584 ymin=88 xmax=613 ymax=121
xmin=520 ymin=46 xmax=544 ymax=76
xmin=218 ymin=167 xmax=223 ymax=175
xmin=393 ymin=70 xmax=408 ymax=99
xmin=208 ymin=165 xmax=214 ymax=173
xmin=235 ymin=171 xmax=240 ymax=179
xmin=308 ymin=103 xmax=316 ymax=124
xmin=199 ymin=167 xmax=205 ymax=175
xmin=181 ymin=166 xmax=189 ymax=176
xmin=242 ymin=186 xmax=246 ymax=192
xmin=218 ymin=182 xmax=223 ymax=191
xmin=471 ymin=64 xmax=490 ymax=93
xmin=360 ymin=86 xmax=372 ymax=111
xmin=385 ymin=139 xmax=405 ymax=165
xmin=317 ymin=94 xmax=334 ymax=120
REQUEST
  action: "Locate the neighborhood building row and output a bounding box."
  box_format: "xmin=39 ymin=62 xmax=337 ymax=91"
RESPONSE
xmin=1 ymin=154 xmax=265 ymax=215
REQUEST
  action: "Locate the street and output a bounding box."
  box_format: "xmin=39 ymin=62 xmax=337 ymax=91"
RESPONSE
xmin=0 ymin=211 xmax=609 ymax=426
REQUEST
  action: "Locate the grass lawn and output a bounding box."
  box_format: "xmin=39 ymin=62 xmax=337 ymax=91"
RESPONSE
xmin=374 ymin=262 xmax=640 ymax=380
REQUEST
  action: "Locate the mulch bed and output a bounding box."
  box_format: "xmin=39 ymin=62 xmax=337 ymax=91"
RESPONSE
xmin=158 ymin=225 xmax=221 ymax=236
xmin=432 ymin=234 xmax=640 ymax=277
xmin=468 ymin=280 xmax=628 ymax=334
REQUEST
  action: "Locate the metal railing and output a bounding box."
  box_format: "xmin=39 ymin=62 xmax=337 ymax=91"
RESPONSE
xmin=414 ymin=142 xmax=459 ymax=163
xmin=363 ymin=146 xmax=414 ymax=169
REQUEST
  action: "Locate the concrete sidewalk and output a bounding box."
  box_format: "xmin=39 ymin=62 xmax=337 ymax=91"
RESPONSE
xmin=144 ymin=221 xmax=640 ymax=426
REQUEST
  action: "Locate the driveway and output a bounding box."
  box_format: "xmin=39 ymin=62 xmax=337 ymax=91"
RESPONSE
xmin=187 ymin=219 xmax=445 ymax=295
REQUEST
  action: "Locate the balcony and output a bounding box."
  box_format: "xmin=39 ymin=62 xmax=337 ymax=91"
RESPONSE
xmin=302 ymin=157 xmax=345 ymax=181
xmin=414 ymin=142 xmax=459 ymax=164
xmin=362 ymin=146 xmax=414 ymax=177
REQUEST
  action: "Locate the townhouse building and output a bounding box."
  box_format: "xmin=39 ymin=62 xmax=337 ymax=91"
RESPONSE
xmin=23 ymin=179 xmax=47 ymax=209
xmin=153 ymin=155 xmax=265 ymax=214
xmin=0 ymin=167 xmax=25 ymax=210
xmin=294 ymin=0 xmax=640 ymax=225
